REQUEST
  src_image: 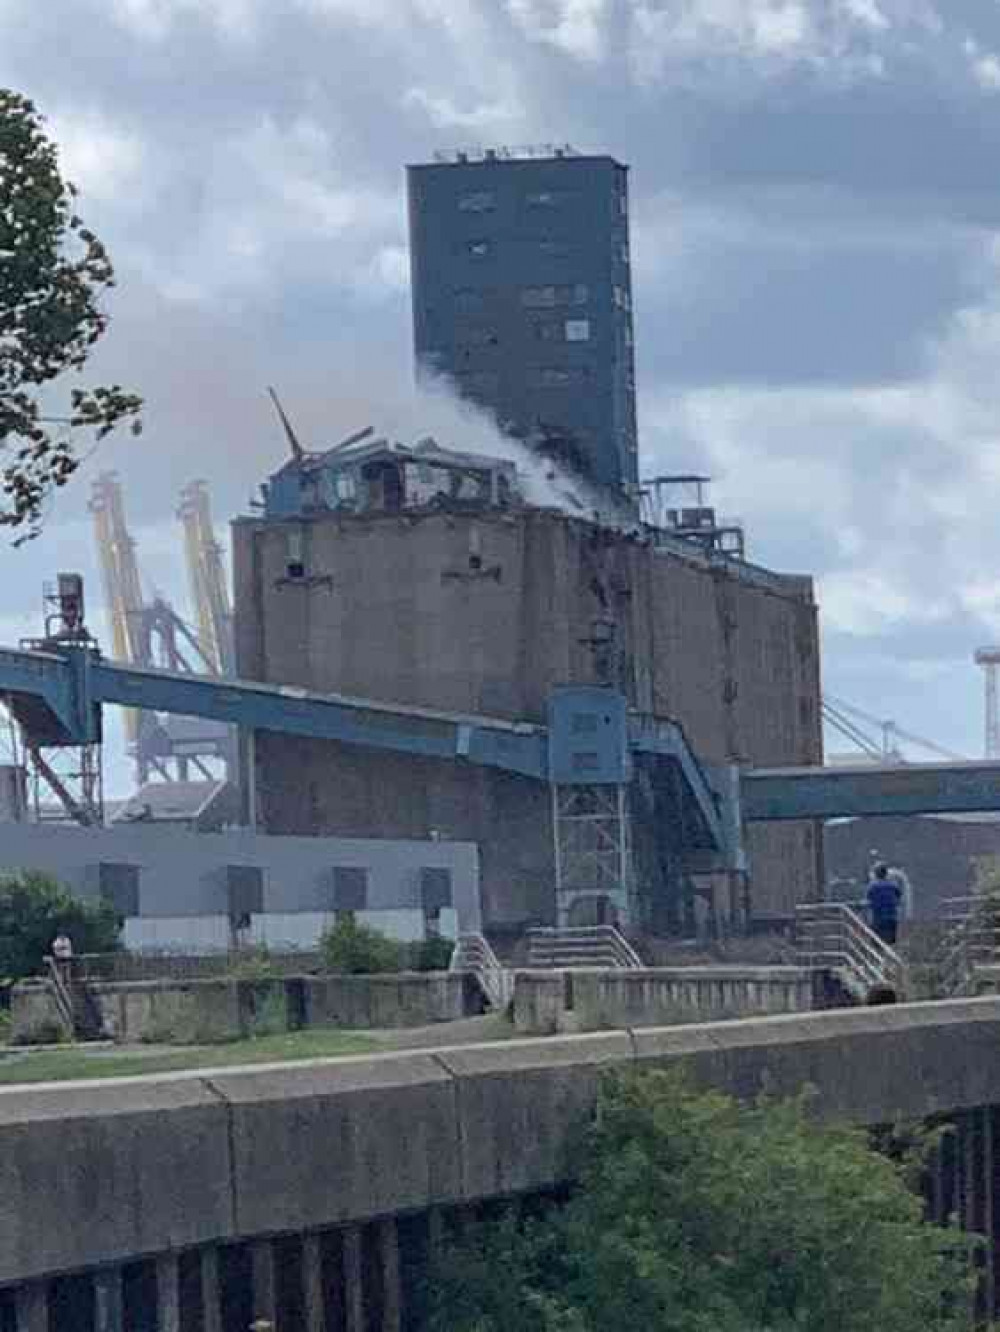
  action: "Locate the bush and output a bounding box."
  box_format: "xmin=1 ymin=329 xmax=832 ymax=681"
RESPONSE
xmin=408 ymin=936 xmax=455 ymax=972
xmin=245 ymin=985 xmax=287 ymax=1038
xmin=227 ymin=945 xmax=281 ymax=980
xmin=0 ymin=871 xmax=121 ymax=982
xmin=320 ymin=917 xmax=455 ymax=975
xmin=428 ymin=1069 xmax=978 ymax=1332
xmin=321 ymin=915 xmax=405 ymax=974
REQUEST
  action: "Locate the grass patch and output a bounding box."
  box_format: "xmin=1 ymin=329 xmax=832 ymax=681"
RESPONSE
xmin=0 ymin=1027 xmax=380 ymax=1085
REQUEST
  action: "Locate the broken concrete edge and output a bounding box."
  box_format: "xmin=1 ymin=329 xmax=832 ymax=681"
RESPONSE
xmin=1 ymin=997 xmax=999 ymax=1288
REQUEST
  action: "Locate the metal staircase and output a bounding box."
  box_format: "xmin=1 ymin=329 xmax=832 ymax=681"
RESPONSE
xmin=45 ymin=958 xmax=105 ymax=1041
xmin=526 ymin=925 xmax=643 ymax=971
xmin=450 ymin=934 xmax=513 ymax=1010
xmin=795 ymin=903 xmax=904 ymax=1001
xmin=937 ymin=895 xmax=1000 ymax=996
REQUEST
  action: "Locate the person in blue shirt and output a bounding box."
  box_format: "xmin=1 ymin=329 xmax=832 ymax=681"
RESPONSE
xmin=866 ymin=863 xmax=902 ymax=945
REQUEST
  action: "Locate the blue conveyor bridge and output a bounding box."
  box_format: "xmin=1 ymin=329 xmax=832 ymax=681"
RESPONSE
xmin=6 ymin=635 xmax=1000 ymax=923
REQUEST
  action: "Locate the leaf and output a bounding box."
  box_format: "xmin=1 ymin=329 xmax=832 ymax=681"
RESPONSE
xmin=0 ymin=87 xmax=143 ymax=537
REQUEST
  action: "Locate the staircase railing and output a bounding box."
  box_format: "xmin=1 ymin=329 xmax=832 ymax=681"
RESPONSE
xmin=450 ymin=934 xmax=513 ymax=1010
xmin=526 ymin=925 xmax=643 ymax=971
xmin=795 ymin=903 xmax=904 ymax=998
xmin=938 ymin=895 xmax=1000 ymax=996
xmin=44 ymin=956 xmax=76 ymax=1037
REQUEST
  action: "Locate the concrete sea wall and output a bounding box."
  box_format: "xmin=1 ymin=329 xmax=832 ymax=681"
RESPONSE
xmin=2 ymin=999 xmax=1000 ymax=1297
xmin=512 ymin=965 xmax=818 ymax=1035
xmin=10 ymin=971 xmax=478 ymax=1045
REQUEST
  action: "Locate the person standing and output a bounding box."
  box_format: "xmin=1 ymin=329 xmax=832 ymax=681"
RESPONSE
xmin=866 ymin=864 xmax=902 ymax=946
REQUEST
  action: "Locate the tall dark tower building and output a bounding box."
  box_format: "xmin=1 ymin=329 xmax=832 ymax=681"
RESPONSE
xmin=407 ymin=147 xmax=638 ymax=493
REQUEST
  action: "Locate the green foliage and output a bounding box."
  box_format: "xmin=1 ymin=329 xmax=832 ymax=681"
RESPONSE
xmin=0 ymin=870 xmax=121 ymax=982
xmin=409 ymin=934 xmax=455 ymax=972
xmin=320 ymin=914 xmax=405 ymax=974
xmin=320 ymin=915 xmax=457 ymax=974
xmin=0 ymin=1007 xmax=11 ymax=1044
xmin=429 ymin=1070 xmax=978 ymax=1332
xmin=245 ymin=985 xmax=287 ymax=1038
xmin=0 ymin=90 xmax=141 ymax=538
xmin=226 ymin=945 xmax=282 ymax=980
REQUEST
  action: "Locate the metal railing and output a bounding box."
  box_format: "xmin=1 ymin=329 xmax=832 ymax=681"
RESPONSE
xmin=937 ymin=895 xmax=1000 ymax=996
xmin=72 ymin=949 xmax=324 ymax=983
xmin=795 ymin=903 xmax=904 ymax=998
xmin=526 ymin=926 xmax=643 ymax=971
xmin=44 ymin=956 xmax=75 ymax=1036
xmin=450 ymin=934 xmax=513 ymax=1010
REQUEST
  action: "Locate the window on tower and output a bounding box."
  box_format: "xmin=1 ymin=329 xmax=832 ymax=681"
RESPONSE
xmin=458 ymin=191 xmax=496 ymax=212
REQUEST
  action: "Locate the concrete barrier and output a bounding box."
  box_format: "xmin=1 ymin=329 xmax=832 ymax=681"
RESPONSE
xmin=301 ymin=971 xmax=474 ymax=1029
xmin=512 ymin=966 xmax=817 ymax=1035
xmin=972 ymin=965 xmax=1000 ymax=995
xmin=0 ymin=1078 xmax=234 ymax=1284
xmin=92 ymin=980 xmax=247 ymax=1043
xmin=2 ymin=999 xmax=1000 ymax=1288
xmin=11 ymin=970 xmax=478 ymax=1045
xmin=511 ymin=970 xmax=565 ymax=1035
xmin=7 ymin=981 xmax=70 ymax=1045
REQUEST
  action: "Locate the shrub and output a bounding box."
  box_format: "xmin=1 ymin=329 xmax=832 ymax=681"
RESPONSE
xmin=320 ymin=915 xmax=404 ymax=974
xmin=428 ymin=1069 xmax=978 ymax=1332
xmin=407 ymin=936 xmax=455 ymax=972
xmin=0 ymin=871 xmax=121 ymax=982
xmin=245 ymin=985 xmax=287 ymax=1038
xmin=227 ymin=945 xmax=281 ymax=980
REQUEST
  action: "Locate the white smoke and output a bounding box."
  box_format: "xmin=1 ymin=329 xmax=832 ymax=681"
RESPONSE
xmin=306 ymin=373 xmax=636 ymax=530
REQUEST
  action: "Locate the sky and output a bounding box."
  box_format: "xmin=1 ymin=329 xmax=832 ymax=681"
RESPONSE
xmin=3 ymin=0 xmax=1000 ymax=789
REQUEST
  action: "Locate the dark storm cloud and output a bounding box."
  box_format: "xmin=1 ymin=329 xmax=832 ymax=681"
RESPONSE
xmin=4 ymin=0 xmax=1000 ymax=769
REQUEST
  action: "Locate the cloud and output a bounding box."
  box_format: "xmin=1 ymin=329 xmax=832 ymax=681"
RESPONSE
xmin=109 ymin=0 xmax=259 ymax=41
xmin=839 ymin=0 xmax=889 ymax=29
xmin=5 ymin=0 xmax=1000 ymax=777
xmin=964 ymin=37 xmax=1000 ymax=92
xmin=643 ymin=238 xmax=1000 ymax=677
xmin=45 ymin=109 xmax=145 ymax=206
xmin=505 ymin=0 xmax=610 ymax=61
xmin=626 ymin=0 xmax=948 ymax=84
xmin=403 ymin=87 xmax=524 ymax=130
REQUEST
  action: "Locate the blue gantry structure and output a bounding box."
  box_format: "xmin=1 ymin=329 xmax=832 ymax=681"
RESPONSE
xmin=5 ymin=639 xmax=1000 ymax=840
xmin=7 ymin=559 xmax=1000 ymax=936
xmin=0 ymin=638 xmax=730 ymax=889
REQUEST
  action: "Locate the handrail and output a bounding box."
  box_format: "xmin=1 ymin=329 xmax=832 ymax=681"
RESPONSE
xmin=44 ymin=955 xmax=75 ymax=1036
xmin=450 ymin=933 xmax=512 ymax=1010
xmin=795 ymin=903 xmax=904 ymax=996
xmin=937 ymin=895 xmax=1000 ymax=996
xmin=526 ymin=926 xmax=643 ymax=971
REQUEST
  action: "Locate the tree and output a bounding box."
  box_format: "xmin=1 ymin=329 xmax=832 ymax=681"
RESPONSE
xmin=0 ymin=90 xmax=141 ymax=539
xmin=428 ymin=1070 xmax=978 ymax=1332
xmin=0 ymin=870 xmax=120 ymax=982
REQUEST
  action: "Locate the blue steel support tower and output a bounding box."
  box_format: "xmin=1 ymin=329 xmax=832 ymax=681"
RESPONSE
xmin=407 ymin=147 xmax=638 ymax=494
